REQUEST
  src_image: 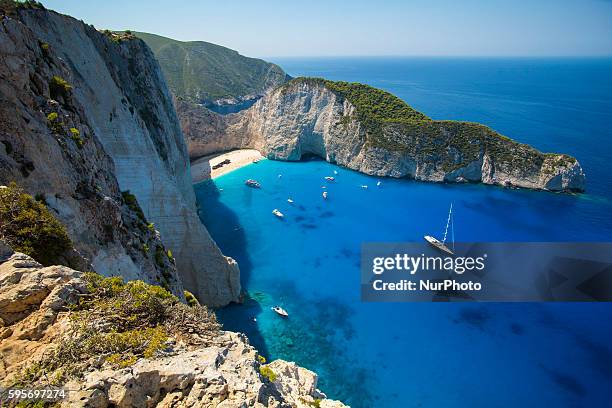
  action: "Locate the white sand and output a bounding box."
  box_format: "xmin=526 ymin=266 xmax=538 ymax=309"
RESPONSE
xmin=191 ymin=149 xmax=264 ymax=183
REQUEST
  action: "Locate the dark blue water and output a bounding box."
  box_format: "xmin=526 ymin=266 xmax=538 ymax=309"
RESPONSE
xmin=195 ymin=58 xmax=612 ymax=408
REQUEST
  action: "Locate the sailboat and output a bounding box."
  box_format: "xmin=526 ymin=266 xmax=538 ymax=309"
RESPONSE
xmin=424 ymin=203 xmax=455 ymax=255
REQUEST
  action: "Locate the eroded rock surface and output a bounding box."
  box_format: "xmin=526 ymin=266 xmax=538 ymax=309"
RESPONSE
xmin=0 ymin=251 xmax=347 ymax=408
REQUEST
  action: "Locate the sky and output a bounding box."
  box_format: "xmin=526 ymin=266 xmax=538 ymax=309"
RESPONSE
xmin=42 ymin=0 xmax=612 ymax=58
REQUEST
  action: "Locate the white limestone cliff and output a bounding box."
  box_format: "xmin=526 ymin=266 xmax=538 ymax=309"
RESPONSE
xmin=0 ymin=8 xmax=240 ymax=306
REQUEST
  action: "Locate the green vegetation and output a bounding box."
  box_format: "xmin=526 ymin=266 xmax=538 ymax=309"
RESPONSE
xmin=154 ymin=244 xmax=165 ymax=267
xmin=0 ymin=0 xmax=44 ymax=15
xmin=259 ymin=365 xmax=277 ymax=382
xmin=299 ymin=397 xmax=322 ymax=408
xmin=0 ymin=182 xmax=73 ymax=266
xmin=101 ymin=29 xmax=135 ymax=43
xmin=16 ymin=274 xmax=220 ymax=386
xmin=257 ymin=354 xmax=267 ymax=364
xmin=281 ymin=77 xmax=568 ymax=173
xmin=184 ymin=290 xmax=199 ymax=307
xmin=69 ymin=127 xmax=84 ymax=148
xmin=48 ymin=75 xmax=72 ymax=100
xmin=135 ymin=32 xmax=291 ymax=104
xmin=121 ymin=190 xmax=146 ymax=222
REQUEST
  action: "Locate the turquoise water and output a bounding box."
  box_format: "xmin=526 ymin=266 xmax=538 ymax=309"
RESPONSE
xmin=195 ymin=58 xmax=612 ymax=407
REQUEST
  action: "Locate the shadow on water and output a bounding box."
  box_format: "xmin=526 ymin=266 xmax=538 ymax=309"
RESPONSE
xmin=194 ymin=179 xmax=270 ymax=357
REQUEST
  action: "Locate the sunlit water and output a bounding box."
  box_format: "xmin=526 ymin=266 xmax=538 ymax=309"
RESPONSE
xmin=195 ymin=58 xmax=612 ymax=408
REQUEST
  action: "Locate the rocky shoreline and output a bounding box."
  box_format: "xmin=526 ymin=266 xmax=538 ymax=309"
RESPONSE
xmin=177 ymin=79 xmax=585 ymax=193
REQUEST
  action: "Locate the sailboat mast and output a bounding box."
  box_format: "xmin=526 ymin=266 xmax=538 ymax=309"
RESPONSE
xmin=442 ymin=202 xmax=453 ymax=244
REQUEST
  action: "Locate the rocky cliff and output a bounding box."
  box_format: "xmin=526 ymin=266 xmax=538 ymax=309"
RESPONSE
xmin=0 ymin=244 xmax=346 ymax=408
xmin=0 ymin=5 xmax=239 ymax=306
xmin=192 ymin=78 xmax=585 ymax=192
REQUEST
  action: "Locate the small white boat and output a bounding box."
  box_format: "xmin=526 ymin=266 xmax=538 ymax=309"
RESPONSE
xmin=287 ymin=198 xmax=294 ymax=204
xmin=271 ymin=306 xmax=289 ymax=317
xmin=424 ymin=203 xmax=455 ymax=255
xmin=325 ymin=176 xmax=335 ymax=182
xmin=322 ymin=191 xmax=328 ymax=199
xmin=321 ymin=186 xmax=326 ymax=189
xmin=245 ymin=179 xmax=261 ymax=188
xmin=272 ymin=209 xmax=284 ymax=218
xmin=278 ymin=174 xmax=282 ymax=178
xmin=333 ymin=170 xmax=338 ymax=175
xmin=361 ymin=185 xmax=368 ymax=189
xmin=377 ymin=181 xmax=382 ymax=187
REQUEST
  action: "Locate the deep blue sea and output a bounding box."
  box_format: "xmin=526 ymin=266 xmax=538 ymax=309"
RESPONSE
xmin=195 ymin=58 xmax=612 ymax=408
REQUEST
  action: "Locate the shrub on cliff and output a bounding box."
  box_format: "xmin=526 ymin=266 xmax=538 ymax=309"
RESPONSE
xmin=0 ymin=182 xmax=73 ymax=266
xmin=16 ymin=274 xmax=221 ymax=386
xmin=49 ymin=75 xmax=72 ymax=101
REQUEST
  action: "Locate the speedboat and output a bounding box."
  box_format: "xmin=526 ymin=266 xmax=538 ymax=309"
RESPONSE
xmin=245 ymin=179 xmax=261 ymax=188
xmin=322 ymin=191 xmax=328 ymax=199
xmin=271 ymin=306 xmax=289 ymax=317
xmin=377 ymin=181 xmax=382 ymax=187
xmin=287 ymin=198 xmax=294 ymax=204
xmin=272 ymin=209 xmax=284 ymax=218
xmin=333 ymin=170 xmax=338 ymax=175
xmin=325 ymin=176 xmax=335 ymax=182
xmin=361 ymin=185 xmax=368 ymax=189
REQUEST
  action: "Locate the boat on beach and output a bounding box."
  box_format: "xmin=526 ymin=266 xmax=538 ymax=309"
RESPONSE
xmin=271 ymin=306 xmax=289 ymax=317
xmin=245 ymin=179 xmax=261 ymax=188
xmin=272 ymin=209 xmax=284 ymax=218
xmin=424 ymin=203 xmax=455 ymax=255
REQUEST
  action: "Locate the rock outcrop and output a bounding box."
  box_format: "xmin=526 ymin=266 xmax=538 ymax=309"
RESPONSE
xmin=0 ymin=7 xmax=239 ymax=306
xmin=0 ymin=249 xmax=347 ymax=408
xmin=186 ymin=78 xmax=585 ymax=192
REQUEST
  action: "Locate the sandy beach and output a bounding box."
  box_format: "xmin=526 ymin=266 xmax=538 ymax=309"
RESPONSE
xmin=191 ymin=149 xmax=264 ymax=183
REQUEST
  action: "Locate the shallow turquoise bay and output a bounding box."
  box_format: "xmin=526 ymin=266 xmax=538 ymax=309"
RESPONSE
xmin=195 ymin=58 xmax=612 ymax=408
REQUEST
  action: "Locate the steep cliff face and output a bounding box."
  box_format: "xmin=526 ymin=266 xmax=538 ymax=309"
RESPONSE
xmin=0 ymin=11 xmax=182 ymax=295
xmin=0 ymin=8 xmax=239 ymax=306
xmin=215 ymin=78 xmax=585 ymax=192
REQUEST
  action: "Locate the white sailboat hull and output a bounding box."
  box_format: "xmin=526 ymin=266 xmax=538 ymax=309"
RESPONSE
xmin=424 ymin=235 xmax=454 ymax=255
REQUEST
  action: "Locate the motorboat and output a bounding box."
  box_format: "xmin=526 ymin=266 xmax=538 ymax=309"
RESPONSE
xmin=322 ymin=191 xmax=328 ymax=199
xmin=271 ymin=306 xmax=288 ymax=317
xmin=272 ymin=209 xmax=284 ymax=218
xmin=325 ymin=176 xmax=335 ymax=182
xmin=245 ymin=179 xmax=261 ymax=188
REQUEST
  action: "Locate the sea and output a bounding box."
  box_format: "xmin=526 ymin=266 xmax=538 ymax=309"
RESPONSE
xmin=194 ymin=57 xmax=612 ymax=408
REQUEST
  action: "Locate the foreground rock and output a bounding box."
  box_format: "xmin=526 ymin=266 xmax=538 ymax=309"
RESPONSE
xmin=182 ymin=78 xmax=585 ymax=193
xmin=0 ymin=250 xmax=347 ymax=408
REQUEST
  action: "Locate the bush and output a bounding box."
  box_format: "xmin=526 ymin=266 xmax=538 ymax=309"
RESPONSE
xmin=259 ymin=365 xmax=277 ymax=382
xmin=69 ymin=127 xmax=84 ymax=148
xmin=16 ymin=274 xmax=221 ymax=385
xmin=184 ymin=290 xmax=199 ymax=307
xmin=46 ymin=111 xmax=63 ymax=134
xmin=0 ymin=182 xmax=72 ymax=266
xmin=49 ymin=75 xmax=72 ymax=100
xmin=121 ymin=190 xmax=146 ymax=222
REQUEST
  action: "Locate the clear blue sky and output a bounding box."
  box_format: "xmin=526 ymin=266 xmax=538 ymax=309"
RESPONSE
xmin=42 ymin=0 xmax=612 ymax=57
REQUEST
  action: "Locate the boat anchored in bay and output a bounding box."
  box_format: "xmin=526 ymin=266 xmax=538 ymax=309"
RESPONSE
xmin=424 ymin=203 xmax=455 ymax=255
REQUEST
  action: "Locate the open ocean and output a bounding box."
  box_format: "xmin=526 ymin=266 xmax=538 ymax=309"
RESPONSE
xmin=195 ymin=57 xmax=612 ymax=408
